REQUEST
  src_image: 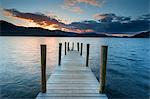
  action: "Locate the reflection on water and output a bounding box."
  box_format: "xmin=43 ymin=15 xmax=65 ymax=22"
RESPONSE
xmin=0 ymin=37 xmax=149 ymax=99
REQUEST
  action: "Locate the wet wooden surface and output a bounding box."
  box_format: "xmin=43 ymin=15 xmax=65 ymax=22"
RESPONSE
xmin=36 ymin=51 xmax=108 ymax=99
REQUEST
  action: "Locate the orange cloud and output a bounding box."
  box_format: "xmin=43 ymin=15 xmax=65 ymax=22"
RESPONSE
xmin=3 ymin=8 xmax=95 ymax=33
xmin=3 ymin=9 xmax=66 ymax=30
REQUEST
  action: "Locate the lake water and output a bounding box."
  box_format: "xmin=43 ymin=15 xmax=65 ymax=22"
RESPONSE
xmin=0 ymin=37 xmax=150 ymax=99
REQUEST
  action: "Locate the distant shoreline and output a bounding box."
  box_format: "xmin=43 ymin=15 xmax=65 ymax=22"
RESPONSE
xmin=1 ymin=20 xmax=149 ymax=38
xmin=1 ymin=35 xmax=150 ymax=38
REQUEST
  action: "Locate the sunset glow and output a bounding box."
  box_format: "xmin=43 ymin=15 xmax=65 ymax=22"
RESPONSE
xmin=0 ymin=0 xmax=149 ymax=34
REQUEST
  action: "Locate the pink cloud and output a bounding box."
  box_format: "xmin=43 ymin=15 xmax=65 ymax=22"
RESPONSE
xmin=63 ymin=0 xmax=104 ymax=13
xmin=66 ymin=6 xmax=84 ymax=13
xmin=64 ymin=0 xmax=103 ymax=7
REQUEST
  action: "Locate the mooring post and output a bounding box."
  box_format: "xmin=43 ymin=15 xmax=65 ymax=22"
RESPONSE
xmin=86 ymin=44 xmax=90 ymax=67
xmin=41 ymin=45 xmax=46 ymax=93
xmin=80 ymin=43 xmax=83 ymax=56
xmin=65 ymin=42 xmax=67 ymax=55
xmin=58 ymin=43 xmax=62 ymax=66
xmin=67 ymin=42 xmax=69 ymax=51
xmin=77 ymin=42 xmax=79 ymax=51
xmin=99 ymin=45 xmax=108 ymax=93
xmin=72 ymin=42 xmax=74 ymax=51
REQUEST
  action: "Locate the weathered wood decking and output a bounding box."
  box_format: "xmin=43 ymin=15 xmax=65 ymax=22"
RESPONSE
xmin=36 ymin=50 xmax=108 ymax=99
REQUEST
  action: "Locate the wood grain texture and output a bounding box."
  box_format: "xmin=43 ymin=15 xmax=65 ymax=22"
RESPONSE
xmin=36 ymin=50 xmax=108 ymax=99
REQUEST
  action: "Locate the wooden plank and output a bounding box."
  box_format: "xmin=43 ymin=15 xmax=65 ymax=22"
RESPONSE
xmin=36 ymin=50 xmax=107 ymax=99
xmin=46 ymin=84 xmax=99 ymax=87
xmin=43 ymin=89 xmax=100 ymax=94
xmin=47 ymin=82 xmax=99 ymax=84
xmin=36 ymin=96 xmax=108 ymax=99
xmin=45 ymin=87 xmax=99 ymax=90
xmin=37 ymin=93 xmax=106 ymax=97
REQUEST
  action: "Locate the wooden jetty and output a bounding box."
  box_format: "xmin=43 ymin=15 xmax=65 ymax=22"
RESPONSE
xmin=36 ymin=43 xmax=108 ymax=99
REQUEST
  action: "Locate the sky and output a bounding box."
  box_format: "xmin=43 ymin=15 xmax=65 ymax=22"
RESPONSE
xmin=0 ymin=0 xmax=150 ymax=34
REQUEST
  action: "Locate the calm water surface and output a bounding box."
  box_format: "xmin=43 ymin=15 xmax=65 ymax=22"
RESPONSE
xmin=0 ymin=37 xmax=150 ymax=99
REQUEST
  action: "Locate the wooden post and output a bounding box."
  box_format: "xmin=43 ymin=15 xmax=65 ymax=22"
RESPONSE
xmin=65 ymin=42 xmax=67 ymax=55
xmin=99 ymin=45 xmax=108 ymax=93
xmin=72 ymin=42 xmax=74 ymax=51
xmin=86 ymin=44 xmax=90 ymax=67
xmin=41 ymin=45 xmax=46 ymax=93
xmin=58 ymin=43 xmax=62 ymax=65
xmin=67 ymin=42 xmax=69 ymax=51
xmin=77 ymin=42 xmax=79 ymax=51
xmin=80 ymin=43 xmax=83 ymax=56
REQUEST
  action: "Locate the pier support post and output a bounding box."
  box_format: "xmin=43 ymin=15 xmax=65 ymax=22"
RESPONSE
xmin=77 ymin=42 xmax=79 ymax=51
xmin=41 ymin=45 xmax=46 ymax=93
xmin=67 ymin=42 xmax=69 ymax=51
xmin=72 ymin=42 xmax=74 ymax=51
xmin=86 ymin=44 xmax=90 ymax=67
xmin=80 ymin=43 xmax=83 ymax=56
xmin=99 ymin=45 xmax=108 ymax=93
xmin=58 ymin=43 xmax=62 ymax=66
xmin=65 ymin=42 xmax=67 ymax=55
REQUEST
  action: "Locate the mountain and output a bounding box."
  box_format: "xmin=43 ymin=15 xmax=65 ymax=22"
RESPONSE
xmin=2 ymin=20 xmax=148 ymax=38
xmin=76 ymin=32 xmax=108 ymax=37
xmin=132 ymin=31 xmax=150 ymax=38
xmin=0 ymin=20 xmax=108 ymax=37
xmin=0 ymin=20 xmax=77 ymax=37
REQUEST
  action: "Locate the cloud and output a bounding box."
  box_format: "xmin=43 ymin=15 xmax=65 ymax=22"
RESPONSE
xmin=93 ymin=13 xmax=131 ymax=23
xmin=3 ymin=8 xmax=67 ymax=30
xmin=64 ymin=0 xmax=103 ymax=7
xmin=69 ymin=13 xmax=150 ymax=33
xmin=62 ymin=6 xmax=84 ymax=13
xmin=3 ymin=8 xmax=94 ymax=33
xmin=3 ymin=8 xmax=150 ymax=34
xmin=93 ymin=13 xmax=116 ymax=22
xmin=115 ymin=16 xmax=131 ymax=22
xmin=137 ymin=14 xmax=150 ymax=21
xmin=63 ymin=0 xmax=104 ymax=13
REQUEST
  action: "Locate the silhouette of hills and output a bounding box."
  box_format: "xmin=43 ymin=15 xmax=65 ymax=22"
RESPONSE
xmin=0 ymin=20 xmax=149 ymax=38
xmin=0 ymin=20 xmax=78 ymax=37
xmin=0 ymin=20 xmax=108 ymax=37
xmin=132 ymin=31 xmax=150 ymax=38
